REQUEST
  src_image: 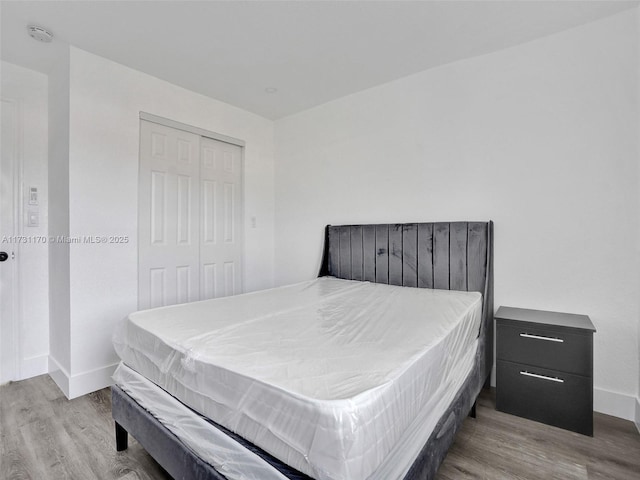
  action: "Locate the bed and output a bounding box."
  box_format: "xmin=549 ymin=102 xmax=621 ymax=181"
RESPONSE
xmin=112 ymin=221 xmax=494 ymax=480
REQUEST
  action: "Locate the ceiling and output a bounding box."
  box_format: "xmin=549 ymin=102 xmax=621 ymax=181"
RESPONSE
xmin=1 ymin=1 xmax=637 ymax=119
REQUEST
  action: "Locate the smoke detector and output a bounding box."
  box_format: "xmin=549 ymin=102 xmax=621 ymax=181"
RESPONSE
xmin=27 ymin=25 xmax=53 ymax=43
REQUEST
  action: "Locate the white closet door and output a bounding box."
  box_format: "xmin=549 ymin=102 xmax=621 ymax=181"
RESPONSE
xmin=1 ymin=99 xmax=18 ymax=383
xmin=199 ymin=136 xmax=243 ymax=299
xmin=139 ymin=120 xmax=201 ymax=310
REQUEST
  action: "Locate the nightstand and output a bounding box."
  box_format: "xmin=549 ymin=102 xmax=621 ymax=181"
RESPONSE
xmin=495 ymin=306 xmax=596 ymax=436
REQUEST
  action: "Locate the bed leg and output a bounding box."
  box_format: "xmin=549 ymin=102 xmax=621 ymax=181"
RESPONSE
xmin=115 ymin=422 xmax=129 ymax=451
xmin=469 ymin=399 xmax=477 ymax=419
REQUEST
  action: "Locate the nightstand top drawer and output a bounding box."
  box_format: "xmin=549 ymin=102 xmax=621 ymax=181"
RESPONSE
xmin=495 ymin=306 xmax=596 ymax=333
xmin=497 ymin=323 xmax=592 ymax=376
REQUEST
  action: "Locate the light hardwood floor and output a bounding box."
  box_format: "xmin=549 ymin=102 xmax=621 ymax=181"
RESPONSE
xmin=1 ymin=375 xmax=639 ymax=479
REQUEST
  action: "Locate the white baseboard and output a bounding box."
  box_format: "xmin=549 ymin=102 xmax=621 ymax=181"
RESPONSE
xmin=48 ymin=355 xmax=70 ymax=398
xmin=635 ymin=397 xmax=640 ymax=434
xmin=68 ymin=363 xmax=118 ymax=399
xmin=20 ymin=354 xmax=49 ymax=380
xmin=48 ymin=357 xmax=118 ymax=399
xmin=594 ymin=388 xmax=637 ymax=421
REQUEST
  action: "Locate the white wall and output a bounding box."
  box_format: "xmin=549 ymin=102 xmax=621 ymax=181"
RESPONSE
xmin=48 ymin=48 xmax=71 ymax=391
xmin=275 ymin=10 xmax=640 ymax=419
xmin=52 ymin=47 xmax=275 ymax=398
xmin=1 ymin=61 xmax=50 ymax=380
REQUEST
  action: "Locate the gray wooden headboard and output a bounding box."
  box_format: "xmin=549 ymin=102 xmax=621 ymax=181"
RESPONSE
xmin=319 ymin=221 xmax=494 ymax=384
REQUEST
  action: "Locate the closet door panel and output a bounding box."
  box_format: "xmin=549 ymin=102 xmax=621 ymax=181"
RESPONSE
xmin=139 ymin=120 xmax=200 ymax=309
xmin=199 ymin=136 xmax=243 ymax=298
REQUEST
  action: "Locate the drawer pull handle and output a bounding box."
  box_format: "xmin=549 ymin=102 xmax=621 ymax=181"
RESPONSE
xmin=520 ymin=371 xmax=564 ymax=383
xmin=520 ymin=333 xmax=564 ymax=343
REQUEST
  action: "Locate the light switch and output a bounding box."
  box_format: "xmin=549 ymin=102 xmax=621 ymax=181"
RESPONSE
xmin=27 ymin=211 xmax=39 ymax=227
xmin=29 ymin=186 xmax=38 ymax=205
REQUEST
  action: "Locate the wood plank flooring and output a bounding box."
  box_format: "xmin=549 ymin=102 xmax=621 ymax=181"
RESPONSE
xmin=1 ymin=375 xmax=170 ymax=480
xmin=1 ymin=374 xmax=639 ymax=479
xmin=437 ymin=392 xmax=640 ymax=480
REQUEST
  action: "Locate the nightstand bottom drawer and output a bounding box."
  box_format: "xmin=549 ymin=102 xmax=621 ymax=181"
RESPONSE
xmin=496 ymin=360 xmax=593 ymax=436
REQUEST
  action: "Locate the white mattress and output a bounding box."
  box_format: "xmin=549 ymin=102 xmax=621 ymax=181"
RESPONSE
xmin=113 ymin=277 xmax=482 ymax=480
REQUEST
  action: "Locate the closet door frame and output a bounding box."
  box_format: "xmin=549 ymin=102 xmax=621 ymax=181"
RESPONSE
xmin=138 ymin=112 xmax=245 ymax=310
xmin=140 ymin=113 xmax=246 ymax=149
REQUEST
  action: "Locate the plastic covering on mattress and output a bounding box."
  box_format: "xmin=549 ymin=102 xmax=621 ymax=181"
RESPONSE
xmin=113 ymin=277 xmax=482 ymax=480
xmin=114 ymin=364 xmax=292 ymax=480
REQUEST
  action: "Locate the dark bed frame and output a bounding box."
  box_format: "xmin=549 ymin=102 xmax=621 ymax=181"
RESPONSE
xmin=112 ymin=221 xmax=494 ymax=480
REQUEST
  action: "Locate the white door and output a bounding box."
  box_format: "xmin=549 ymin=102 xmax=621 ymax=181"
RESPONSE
xmin=139 ymin=120 xmax=243 ymax=310
xmin=1 ymin=99 xmax=19 ymax=383
xmin=200 ymin=137 xmax=243 ymax=299
xmin=139 ymin=121 xmax=201 ymax=310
